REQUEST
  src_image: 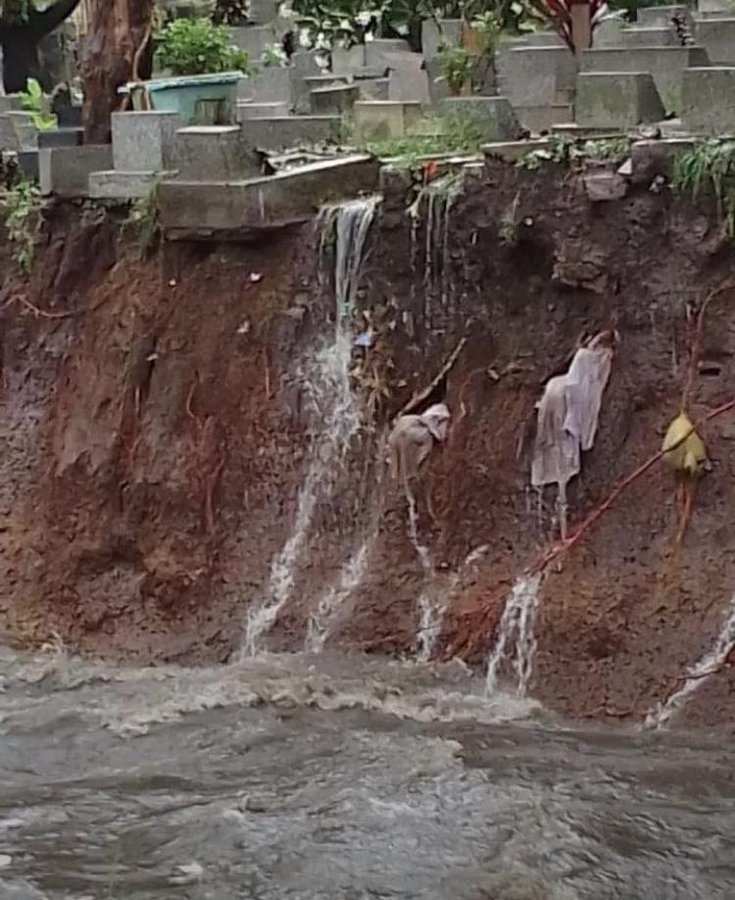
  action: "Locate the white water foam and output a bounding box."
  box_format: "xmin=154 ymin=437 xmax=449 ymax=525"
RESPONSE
xmin=241 ymin=197 xmax=380 ymax=656
xmin=644 ymin=592 xmax=735 ymax=729
xmin=485 ymin=573 xmax=543 ymax=697
xmin=416 ymin=546 xmax=489 ymax=663
xmin=404 ymin=482 xmax=433 ymax=575
xmin=305 ymin=540 xmax=372 ymax=652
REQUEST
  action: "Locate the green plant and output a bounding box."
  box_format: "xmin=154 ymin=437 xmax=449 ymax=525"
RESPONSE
xmin=673 ymin=139 xmax=735 ymax=235
xmin=516 ymin=134 xmax=571 ymax=169
xmin=155 ymin=17 xmax=251 ymax=76
xmin=260 ymin=41 xmax=288 ymax=66
xmin=19 ymin=77 xmax=56 ymax=130
xmin=436 ymin=42 xmax=472 ymax=94
xmin=2 ymin=178 xmax=43 ymax=274
xmin=357 ymin=112 xmax=484 ymax=163
xmin=580 ymin=137 xmax=630 ymax=162
xmin=471 ymin=10 xmax=502 ymax=53
xmin=127 ymin=180 xmax=162 ymax=258
xmin=213 ymin=0 xmax=250 ymax=24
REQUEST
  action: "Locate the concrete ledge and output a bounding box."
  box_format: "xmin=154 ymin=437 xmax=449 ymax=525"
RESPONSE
xmin=514 ymin=103 xmax=573 ymax=133
xmin=637 ymin=4 xmax=692 ymax=27
xmin=39 ymin=145 xmax=113 ymax=197
xmin=310 ymin=84 xmax=360 ymax=115
xmin=170 ymin=125 xmax=258 ymax=180
xmin=681 ymin=66 xmax=735 ymax=133
xmin=240 ymin=115 xmax=342 ymax=150
xmin=236 ymin=101 xmax=290 ymax=120
xmin=629 ymin=136 xmax=696 ymax=184
xmin=580 ymin=46 xmax=710 ymax=114
xmin=620 ymin=26 xmax=677 ymax=47
xmin=483 ymin=138 xmax=552 ymax=162
xmin=496 ymin=46 xmax=578 ymax=107
xmin=89 ymin=170 xmax=176 ymax=200
xmin=112 ymin=110 xmax=181 ymax=172
xmin=694 ymin=18 xmax=735 ymax=65
xmin=440 ymin=96 xmax=524 ymax=141
xmin=37 ymin=127 xmax=84 ymax=149
xmin=158 ymin=154 xmax=380 ymax=238
xmin=575 ymin=71 xmax=665 ymax=128
xmin=353 ymin=100 xmax=422 ymax=140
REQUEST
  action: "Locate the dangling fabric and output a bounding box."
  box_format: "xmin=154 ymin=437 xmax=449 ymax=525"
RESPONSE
xmin=419 ymin=402 xmax=451 ymax=442
xmin=531 ymin=334 xmax=614 ymax=492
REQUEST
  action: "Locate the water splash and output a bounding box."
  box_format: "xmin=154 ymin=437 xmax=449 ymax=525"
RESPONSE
xmin=404 ymin=482 xmax=433 ymax=576
xmin=305 ymin=540 xmax=371 ymax=652
xmin=485 ymin=573 xmax=543 ymax=697
xmin=241 ymin=197 xmax=379 ymax=656
xmin=416 ymin=587 xmax=445 ymax=663
xmin=416 ymin=545 xmax=489 ymax=663
xmin=644 ymin=592 xmax=735 ymax=729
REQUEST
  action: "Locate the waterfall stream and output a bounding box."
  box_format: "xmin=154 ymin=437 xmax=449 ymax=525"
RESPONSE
xmin=644 ymin=591 xmax=735 ymax=729
xmin=242 ymin=196 xmax=380 ymax=656
xmin=485 ymin=573 xmax=543 ymax=697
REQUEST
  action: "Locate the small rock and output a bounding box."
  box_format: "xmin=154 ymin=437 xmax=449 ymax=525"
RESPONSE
xmin=0 ymin=854 xmax=12 ymax=868
xmin=583 ymin=171 xmax=628 ymax=202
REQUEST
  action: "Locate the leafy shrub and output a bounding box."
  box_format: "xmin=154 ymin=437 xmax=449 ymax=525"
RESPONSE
xmin=156 ymin=17 xmax=251 ymax=76
xmin=19 ymin=78 xmax=57 ymax=130
xmin=2 ymin=178 xmax=43 ymax=274
xmin=436 ymin=43 xmax=472 ymax=94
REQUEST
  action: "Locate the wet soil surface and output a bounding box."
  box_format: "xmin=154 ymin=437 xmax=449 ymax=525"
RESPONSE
xmin=2 ymin=165 xmax=735 ymax=725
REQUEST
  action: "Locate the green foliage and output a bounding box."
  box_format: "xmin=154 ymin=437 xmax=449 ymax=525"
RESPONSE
xmin=19 ymin=78 xmax=57 ymax=131
xmin=2 ymin=179 xmax=43 ymax=275
xmin=156 ymin=17 xmax=252 ymax=76
xmin=470 ymin=10 xmax=502 ymax=53
xmin=436 ymin=43 xmax=472 ymax=93
xmin=260 ymin=42 xmax=288 ymax=66
xmin=127 ymin=181 xmax=162 ymax=258
xmin=516 ymin=135 xmax=630 ymax=170
xmin=581 ymin=137 xmax=630 ymax=162
xmin=212 ymin=0 xmax=250 ymax=24
xmin=358 ymin=112 xmax=484 ymax=164
xmin=286 ymin=0 xmax=540 ymax=55
xmin=673 ymin=139 xmax=735 ymax=235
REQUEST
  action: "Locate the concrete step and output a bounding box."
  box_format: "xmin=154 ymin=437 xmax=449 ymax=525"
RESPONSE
xmin=89 ymin=170 xmax=176 ymax=199
xmin=240 ymin=115 xmax=342 ymax=150
xmin=237 ymin=101 xmax=291 ymax=120
xmin=620 ymin=26 xmax=678 ymax=46
xmin=158 ymin=154 xmax=379 ymax=238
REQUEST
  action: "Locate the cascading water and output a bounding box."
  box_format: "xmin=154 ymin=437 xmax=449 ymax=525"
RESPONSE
xmin=242 ymin=196 xmax=380 ymax=656
xmin=644 ymin=591 xmax=735 ymax=729
xmin=423 ymin=173 xmax=463 ymax=307
xmin=408 ymin=172 xmax=464 ymax=324
xmin=304 ymin=539 xmax=371 ymax=652
xmin=416 ymin=545 xmax=489 ymax=663
xmin=485 ymin=573 xmax=543 ymax=697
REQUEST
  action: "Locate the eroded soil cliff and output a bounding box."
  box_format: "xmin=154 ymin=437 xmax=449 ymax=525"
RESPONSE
xmin=2 ymin=160 xmax=735 ymax=726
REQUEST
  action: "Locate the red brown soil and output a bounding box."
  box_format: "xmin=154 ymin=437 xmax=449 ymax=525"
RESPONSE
xmin=2 ymin=163 xmax=735 ymax=727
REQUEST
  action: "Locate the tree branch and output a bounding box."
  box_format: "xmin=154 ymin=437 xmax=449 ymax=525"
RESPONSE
xmin=27 ymin=0 xmax=82 ymax=38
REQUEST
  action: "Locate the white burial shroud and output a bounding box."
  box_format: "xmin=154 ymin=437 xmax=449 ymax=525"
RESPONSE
xmin=531 ymin=339 xmax=613 ymax=493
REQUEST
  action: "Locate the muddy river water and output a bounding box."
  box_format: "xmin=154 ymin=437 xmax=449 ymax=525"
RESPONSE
xmin=0 ymin=647 xmax=733 ymax=899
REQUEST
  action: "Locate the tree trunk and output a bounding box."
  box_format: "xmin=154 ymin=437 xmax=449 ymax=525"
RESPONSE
xmin=79 ymin=0 xmax=154 ymax=144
